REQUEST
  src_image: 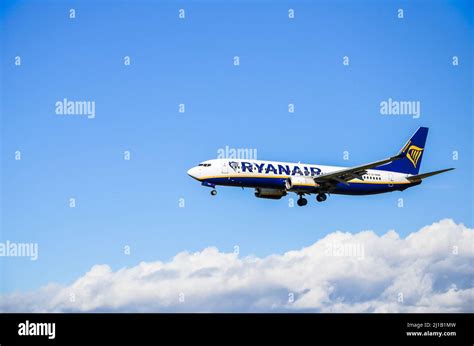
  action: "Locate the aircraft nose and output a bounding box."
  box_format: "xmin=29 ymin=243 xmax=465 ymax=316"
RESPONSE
xmin=187 ymin=167 xmax=198 ymax=179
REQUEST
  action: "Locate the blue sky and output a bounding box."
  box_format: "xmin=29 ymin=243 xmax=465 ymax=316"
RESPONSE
xmin=1 ymin=0 xmax=472 ymax=295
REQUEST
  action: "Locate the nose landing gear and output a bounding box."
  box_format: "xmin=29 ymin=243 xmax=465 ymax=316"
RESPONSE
xmin=210 ymin=189 xmax=217 ymax=196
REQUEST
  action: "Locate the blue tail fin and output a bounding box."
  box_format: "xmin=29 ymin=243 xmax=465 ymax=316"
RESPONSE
xmin=376 ymin=127 xmax=428 ymax=175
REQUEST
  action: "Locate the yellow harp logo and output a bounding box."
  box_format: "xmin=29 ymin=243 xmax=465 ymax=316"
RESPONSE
xmin=406 ymin=145 xmax=424 ymax=168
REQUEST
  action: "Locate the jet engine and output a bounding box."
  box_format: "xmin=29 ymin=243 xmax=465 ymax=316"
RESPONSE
xmin=285 ymin=176 xmax=319 ymax=191
xmin=254 ymin=188 xmax=287 ymax=199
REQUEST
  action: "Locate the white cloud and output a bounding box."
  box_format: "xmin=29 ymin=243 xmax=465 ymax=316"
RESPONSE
xmin=1 ymin=219 xmax=473 ymax=312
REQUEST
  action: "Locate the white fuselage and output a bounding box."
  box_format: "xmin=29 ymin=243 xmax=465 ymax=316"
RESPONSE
xmin=187 ymin=158 xmax=415 ymax=196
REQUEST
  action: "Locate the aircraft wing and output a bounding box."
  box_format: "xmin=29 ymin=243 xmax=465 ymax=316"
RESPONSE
xmin=406 ymin=168 xmax=455 ymax=182
xmin=314 ymin=153 xmax=405 ymax=186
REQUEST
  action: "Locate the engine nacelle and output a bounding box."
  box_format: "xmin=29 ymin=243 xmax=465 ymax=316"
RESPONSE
xmin=254 ymin=188 xmax=287 ymax=199
xmin=285 ymin=176 xmax=319 ymax=191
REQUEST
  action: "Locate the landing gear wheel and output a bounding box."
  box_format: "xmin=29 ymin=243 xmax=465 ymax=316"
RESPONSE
xmin=210 ymin=189 xmax=217 ymax=196
xmin=316 ymin=193 xmax=327 ymax=202
xmin=297 ymin=197 xmax=308 ymax=207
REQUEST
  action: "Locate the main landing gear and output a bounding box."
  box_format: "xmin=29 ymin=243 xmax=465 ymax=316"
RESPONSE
xmin=297 ymin=196 xmax=308 ymax=207
xmin=297 ymin=193 xmax=327 ymax=206
xmin=210 ymin=189 xmax=217 ymax=196
xmin=316 ymin=193 xmax=327 ymax=202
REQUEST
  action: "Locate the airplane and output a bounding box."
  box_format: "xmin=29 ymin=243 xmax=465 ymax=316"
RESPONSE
xmin=186 ymin=127 xmax=454 ymax=206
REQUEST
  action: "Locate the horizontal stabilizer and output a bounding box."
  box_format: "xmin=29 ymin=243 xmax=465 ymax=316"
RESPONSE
xmin=406 ymin=168 xmax=455 ymax=182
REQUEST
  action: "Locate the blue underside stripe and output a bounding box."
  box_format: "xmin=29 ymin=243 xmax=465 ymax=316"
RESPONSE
xmin=202 ymin=177 xmax=418 ymax=195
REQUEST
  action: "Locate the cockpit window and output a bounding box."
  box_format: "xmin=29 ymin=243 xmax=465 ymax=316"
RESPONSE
xmin=198 ymin=163 xmax=211 ymax=167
